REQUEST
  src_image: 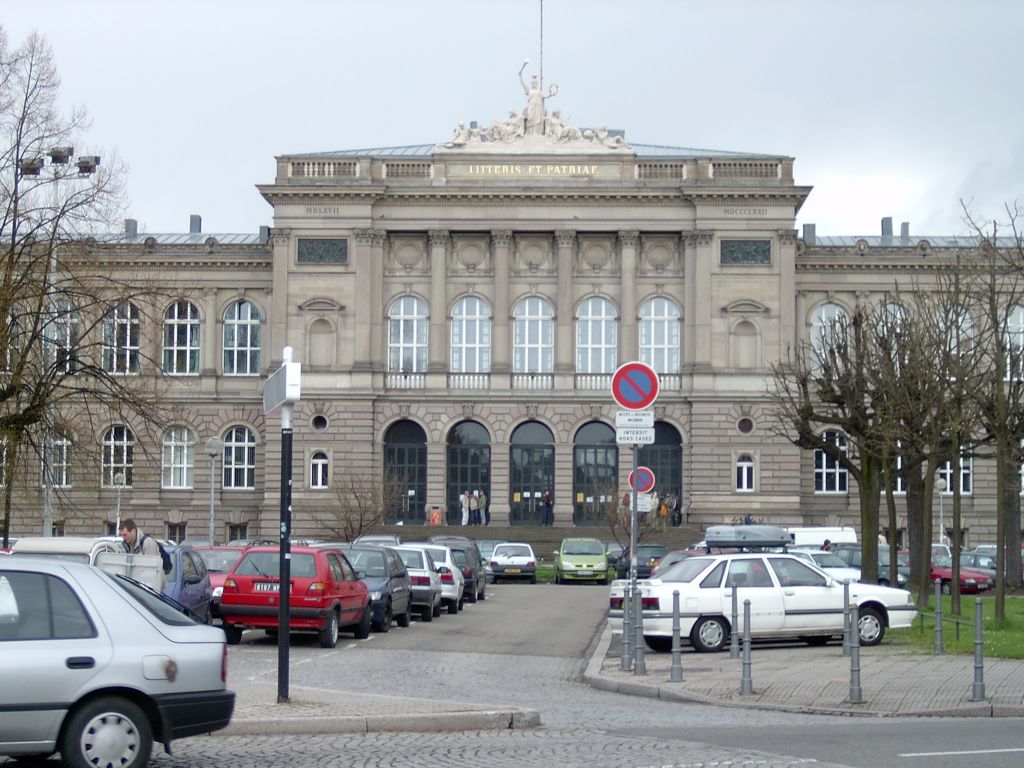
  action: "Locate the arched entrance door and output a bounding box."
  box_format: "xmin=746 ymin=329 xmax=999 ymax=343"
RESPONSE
xmin=573 ymin=422 xmax=618 ymax=526
xmin=638 ymin=421 xmax=683 ymax=525
xmin=383 ymin=420 xmax=428 ymax=524
xmin=446 ymin=421 xmax=491 ymax=525
xmin=508 ymin=421 xmax=554 ymax=525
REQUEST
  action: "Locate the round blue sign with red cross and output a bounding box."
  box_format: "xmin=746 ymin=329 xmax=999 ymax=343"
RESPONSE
xmin=629 ymin=466 xmax=656 ymax=494
xmin=610 ymin=361 xmax=660 ymax=411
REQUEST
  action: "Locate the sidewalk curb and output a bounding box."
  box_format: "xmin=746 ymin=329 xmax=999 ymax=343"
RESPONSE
xmin=222 ymin=708 xmax=541 ymax=737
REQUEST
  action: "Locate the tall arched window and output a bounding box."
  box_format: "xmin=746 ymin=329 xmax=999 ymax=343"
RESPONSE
xmin=1006 ymin=305 xmax=1024 ymax=381
xmin=162 ymin=426 xmax=196 ymax=489
xmin=573 ymin=421 xmax=617 ymax=525
xmin=639 ymin=297 xmax=681 ymax=374
xmin=51 ymin=299 xmax=80 ymax=373
xmin=810 ymin=302 xmax=847 ymax=353
xmin=446 ymin=421 xmax=491 ymax=525
xmin=814 ymin=430 xmax=847 ymax=494
xmin=731 ymin=320 xmax=758 ymax=368
xmin=163 ymin=301 xmax=201 ymax=375
xmin=638 ymin=422 xmax=683 ymax=524
xmin=576 ymin=297 xmax=617 ymax=374
xmin=102 ymin=303 xmax=140 ymax=374
xmin=384 ymin=420 xmax=428 ymax=523
xmin=102 ymin=425 xmax=134 ymax=487
xmin=509 ymin=421 xmax=554 ymax=525
xmin=223 ymin=300 xmax=261 ymax=375
xmin=450 ymin=296 xmax=491 ymax=374
xmin=513 ymin=296 xmax=554 ymax=374
xmin=223 ymin=426 xmax=257 ymax=489
xmin=310 ymin=451 xmax=329 ymax=489
xmin=387 ymin=296 xmax=428 ymax=373
xmin=736 ymin=453 xmax=755 ymax=493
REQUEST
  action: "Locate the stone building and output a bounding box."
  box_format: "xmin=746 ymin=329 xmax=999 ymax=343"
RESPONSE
xmin=5 ymin=87 xmax=1008 ymax=546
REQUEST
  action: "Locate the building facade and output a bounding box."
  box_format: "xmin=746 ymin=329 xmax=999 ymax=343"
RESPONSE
xmin=5 ymin=92 xmax=1008 ymax=545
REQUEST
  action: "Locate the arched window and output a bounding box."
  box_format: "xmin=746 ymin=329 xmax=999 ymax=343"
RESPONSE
xmin=513 ymin=296 xmax=554 ymax=373
xmin=223 ymin=426 xmax=257 ymax=489
xmin=162 ymin=426 xmax=195 ymax=489
xmin=383 ymin=420 xmax=428 ymax=523
xmin=639 ymin=297 xmax=681 ymax=374
xmin=43 ymin=433 xmax=72 ymax=489
xmin=576 ymin=297 xmax=617 ymax=374
xmin=51 ymin=299 xmax=80 ymax=373
xmin=939 ymin=446 xmax=973 ymax=495
xmin=163 ymin=301 xmax=201 ymax=375
xmin=446 ymin=421 xmax=491 ymax=525
xmin=736 ymin=453 xmax=755 ymax=493
xmin=638 ymin=422 xmax=683 ymax=525
xmin=308 ymin=319 xmax=334 ymax=368
xmin=508 ymin=420 xmax=554 ymax=525
xmin=573 ymin=421 xmax=617 ymax=525
xmin=814 ymin=430 xmax=847 ymax=494
xmin=102 ymin=425 xmax=134 ymax=487
xmin=810 ymin=302 xmax=846 ymax=352
xmin=1006 ymin=305 xmax=1024 ymax=381
xmin=223 ymin=300 xmax=261 ymax=375
xmin=450 ymin=296 xmax=492 ymax=373
xmin=731 ymin=320 xmax=758 ymax=368
xmin=102 ymin=303 xmax=140 ymax=374
xmin=310 ymin=451 xmax=329 ymax=489
xmin=387 ymin=296 xmax=428 ymax=373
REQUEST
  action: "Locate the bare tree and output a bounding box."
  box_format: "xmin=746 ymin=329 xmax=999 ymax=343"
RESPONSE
xmin=313 ymin=470 xmax=405 ymax=542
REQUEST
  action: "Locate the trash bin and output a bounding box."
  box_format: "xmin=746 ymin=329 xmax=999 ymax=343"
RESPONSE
xmin=428 ymin=505 xmax=442 ymax=526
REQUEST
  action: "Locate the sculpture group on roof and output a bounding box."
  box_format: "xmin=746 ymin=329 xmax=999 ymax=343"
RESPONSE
xmin=443 ymin=59 xmax=629 ymax=150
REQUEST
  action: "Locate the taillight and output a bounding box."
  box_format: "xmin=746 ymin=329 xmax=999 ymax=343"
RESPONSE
xmin=610 ymin=596 xmax=624 ymax=609
xmin=307 ymin=582 xmax=327 ymax=594
xmin=411 ymin=575 xmax=429 ymax=586
xmin=641 ymin=597 xmax=660 ymax=610
xmin=222 ymin=578 xmax=238 ymax=593
xmin=526 ymin=560 xmax=535 ymax=567
xmin=221 ymin=643 xmax=228 ymax=683
xmin=440 ymin=572 xmax=454 ymax=583
xmin=490 ymin=560 xmax=499 ymax=568
xmin=462 ymin=567 xmax=472 ymax=577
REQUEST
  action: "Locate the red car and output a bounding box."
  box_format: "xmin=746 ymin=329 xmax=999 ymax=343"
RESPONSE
xmin=220 ymin=546 xmax=370 ymax=647
xmin=900 ymin=550 xmax=993 ymax=594
xmin=193 ymin=545 xmax=249 ymax=620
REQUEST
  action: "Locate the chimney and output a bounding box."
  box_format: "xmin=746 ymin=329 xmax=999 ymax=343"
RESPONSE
xmin=802 ymin=223 xmax=816 ymax=245
xmin=901 ymin=222 xmax=910 ymax=239
xmin=124 ymin=218 xmax=138 ymax=238
xmin=189 ymin=214 xmax=202 ymax=234
xmin=259 ymin=225 xmax=270 ymax=245
xmin=881 ymin=217 xmax=893 ymax=238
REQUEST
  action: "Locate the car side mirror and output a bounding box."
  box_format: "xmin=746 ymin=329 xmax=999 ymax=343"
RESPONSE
xmin=355 ymin=570 xmax=366 ymax=580
xmin=185 ymin=573 xmax=202 ymax=585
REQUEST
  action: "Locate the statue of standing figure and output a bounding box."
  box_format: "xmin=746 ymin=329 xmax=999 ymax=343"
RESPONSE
xmin=518 ymin=59 xmax=558 ymax=136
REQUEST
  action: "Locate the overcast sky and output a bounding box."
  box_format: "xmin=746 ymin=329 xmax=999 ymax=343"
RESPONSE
xmin=5 ymin=0 xmax=1022 ymax=238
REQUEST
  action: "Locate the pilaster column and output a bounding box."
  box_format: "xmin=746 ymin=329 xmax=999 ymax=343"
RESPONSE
xmin=685 ymin=229 xmax=715 ymax=369
xmin=367 ymin=230 xmax=386 ymax=371
xmin=491 ymin=230 xmax=512 ymax=378
xmin=555 ymin=230 xmax=576 ymax=373
xmin=352 ymin=229 xmax=377 ymax=370
xmin=202 ymin=287 xmax=219 ymax=374
xmin=794 ymin=290 xmax=807 ymax=349
xmin=269 ymin=228 xmax=291 ymax=365
xmin=619 ymin=231 xmax=639 ymax=362
xmin=778 ymin=229 xmax=797 ymax=358
xmin=428 ymin=230 xmax=449 ymax=374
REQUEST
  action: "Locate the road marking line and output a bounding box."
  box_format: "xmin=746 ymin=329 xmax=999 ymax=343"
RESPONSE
xmin=899 ymin=748 xmax=1024 ymax=757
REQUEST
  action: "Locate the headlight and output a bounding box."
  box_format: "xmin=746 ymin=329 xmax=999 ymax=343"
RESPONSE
xmin=370 ymin=591 xmax=382 ymax=600
xmin=964 ymin=579 xmax=976 ymax=584
xmin=213 ymin=586 xmax=223 ymax=598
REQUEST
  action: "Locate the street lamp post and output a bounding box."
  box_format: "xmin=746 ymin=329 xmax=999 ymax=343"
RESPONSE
xmin=938 ymin=477 xmax=948 ymax=547
xmin=21 ymin=147 xmax=100 ymax=537
xmin=114 ymin=472 xmax=125 ymax=533
xmin=205 ymin=437 xmax=223 ymax=545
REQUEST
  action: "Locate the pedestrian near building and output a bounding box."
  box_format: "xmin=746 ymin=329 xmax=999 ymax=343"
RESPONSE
xmin=469 ymin=491 xmax=480 ymax=525
xmin=460 ymin=490 xmax=470 ymax=526
xmin=119 ymin=518 xmax=166 ymax=591
xmin=479 ymin=490 xmax=490 ymax=525
xmin=542 ymin=491 xmax=554 ymax=526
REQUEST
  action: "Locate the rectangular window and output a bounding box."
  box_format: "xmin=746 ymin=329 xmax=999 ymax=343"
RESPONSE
xmin=297 ymin=238 xmax=348 ymax=264
xmin=227 ymin=523 xmax=248 ymax=542
xmin=720 ymin=240 xmax=771 ymax=265
xmin=167 ymin=522 xmax=187 ymax=543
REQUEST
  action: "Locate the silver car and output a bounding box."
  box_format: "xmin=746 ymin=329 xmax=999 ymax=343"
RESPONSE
xmin=392 ymin=545 xmax=443 ymax=621
xmin=415 ymin=544 xmax=466 ymax=614
xmin=0 ymin=557 xmax=234 ymax=766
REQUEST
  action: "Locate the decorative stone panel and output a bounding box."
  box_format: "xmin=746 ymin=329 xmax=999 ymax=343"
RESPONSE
xmin=387 ymin=237 xmax=427 ymax=275
xmin=513 ymin=235 xmax=555 ymax=275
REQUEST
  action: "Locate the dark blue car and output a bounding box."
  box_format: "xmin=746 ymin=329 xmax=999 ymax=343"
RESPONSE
xmin=337 ymin=545 xmax=413 ymax=632
xmin=163 ymin=544 xmax=213 ymax=624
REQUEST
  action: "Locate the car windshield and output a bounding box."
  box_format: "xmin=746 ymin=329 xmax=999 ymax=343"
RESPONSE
xmin=655 ymin=557 xmax=715 ymax=583
xmin=636 ymin=546 xmax=667 ymax=559
xmin=347 ymin=549 xmax=387 ymax=577
xmin=477 ymin=541 xmax=504 ymax=557
xmin=495 ymin=545 xmax=532 ymax=558
xmin=397 ymin=550 xmax=424 ymax=569
xmin=897 ymin=553 xmax=910 ymax=567
xmin=810 ymin=552 xmax=848 ymax=568
xmin=236 ymin=552 xmax=317 ymax=579
xmin=421 ymin=547 xmax=447 ymax=564
xmin=563 ymin=540 xmax=603 ymax=556
xmin=451 ymin=549 xmax=469 ymax=566
xmin=934 ymin=555 xmax=953 ymax=568
xmin=197 ymin=549 xmax=244 ymax=573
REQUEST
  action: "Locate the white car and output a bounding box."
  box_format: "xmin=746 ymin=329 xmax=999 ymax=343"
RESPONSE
xmin=789 ymin=549 xmax=862 ymax=583
xmin=0 ymin=557 xmax=233 ymax=765
xmin=489 ymin=543 xmax=537 ymax=583
xmin=392 ymin=545 xmax=443 ymax=621
xmin=416 ymin=544 xmax=466 ymax=614
xmin=609 ymin=551 xmax=917 ymax=653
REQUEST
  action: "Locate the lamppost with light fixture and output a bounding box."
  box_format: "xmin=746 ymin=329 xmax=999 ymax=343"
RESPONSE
xmin=20 ymin=147 xmax=101 ymax=537
xmin=938 ymin=477 xmax=948 ymax=548
xmin=205 ymin=437 xmax=223 ymax=545
xmin=114 ymin=471 xmax=125 ymax=532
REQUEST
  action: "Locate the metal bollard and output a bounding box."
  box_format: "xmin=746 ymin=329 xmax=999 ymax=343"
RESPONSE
xmin=740 ymin=599 xmax=753 ymax=695
xmin=670 ymin=590 xmax=684 ymax=682
xmin=971 ymin=597 xmax=986 ymax=701
xmin=842 ymin=580 xmax=851 ymax=657
xmin=934 ymin=578 xmax=944 ymax=655
xmin=848 ymin=601 xmax=863 ymax=703
xmin=620 ymin=586 xmax=632 ymax=671
xmin=730 ymin=585 xmax=740 ymax=659
xmin=633 ymin=583 xmax=647 ymax=675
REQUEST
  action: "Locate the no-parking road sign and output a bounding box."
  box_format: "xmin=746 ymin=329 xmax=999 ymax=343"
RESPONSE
xmin=610 ymin=361 xmax=660 ymax=411
xmin=629 ymin=467 xmax=656 ymax=494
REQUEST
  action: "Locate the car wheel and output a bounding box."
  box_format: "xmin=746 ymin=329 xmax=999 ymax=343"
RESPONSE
xmin=447 ymin=598 xmax=459 ymax=615
xmin=396 ymin=606 xmax=411 ymax=628
xmin=354 ymin=605 xmax=371 ymax=639
xmin=800 ymin=634 xmax=831 ymax=646
xmin=61 ymin=696 xmax=152 ymax=768
xmin=319 ymin=611 xmax=339 ymax=648
xmin=530 ymin=575 xmax=537 ymax=584
xmin=858 ymin=606 xmax=886 ymax=646
xmin=690 ymin=616 xmax=728 ymax=653
xmin=643 ymin=635 xmax=673 ymax=653
xmin=457 ymin=595 xmax=465 ymax=611
xmin=555 ymin=572 xmax=562 ymax=585
xmin=432 ymin=599 xmax=443 ymax=617
xmin=478 ymin=585 xmax=486 ymax=601
xmin=941 ymin=581 xmax=952 ymax=596
xmin=374 ymin=603 xmax=392 ymax=633
xmin=466 ymin=585 xmax=478 ymax=603
xmin=420 ymin=604 xmax=433 ymax=622
xmin=223 ymin=625 xmax=243 ymax=645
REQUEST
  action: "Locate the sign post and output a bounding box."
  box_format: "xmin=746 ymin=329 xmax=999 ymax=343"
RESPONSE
xmin=610 ymin=362 xmax=659 ymax=673
xmin=263 ymin=346 xmax=301 ymax=703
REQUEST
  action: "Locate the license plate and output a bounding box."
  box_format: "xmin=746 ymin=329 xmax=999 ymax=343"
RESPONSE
xmin=577 ymin=570 xmax=591 ymax=576
xmin=255 ymin=582 xmax=279 ymax=592
xmin=506 ymin=568 xmax=521 ymax=574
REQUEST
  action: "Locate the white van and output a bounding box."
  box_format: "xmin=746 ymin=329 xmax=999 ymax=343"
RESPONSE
xmin=786 ymin=526 xmax=857 ymax=548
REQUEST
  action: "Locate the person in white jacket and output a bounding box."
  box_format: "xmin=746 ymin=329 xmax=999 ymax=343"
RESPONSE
xmin=460 ymin=490 xmax=470 ymax=526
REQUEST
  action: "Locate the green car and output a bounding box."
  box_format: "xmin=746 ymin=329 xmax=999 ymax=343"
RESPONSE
xmin=554 ymin=537 xmax=611 ymax=584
